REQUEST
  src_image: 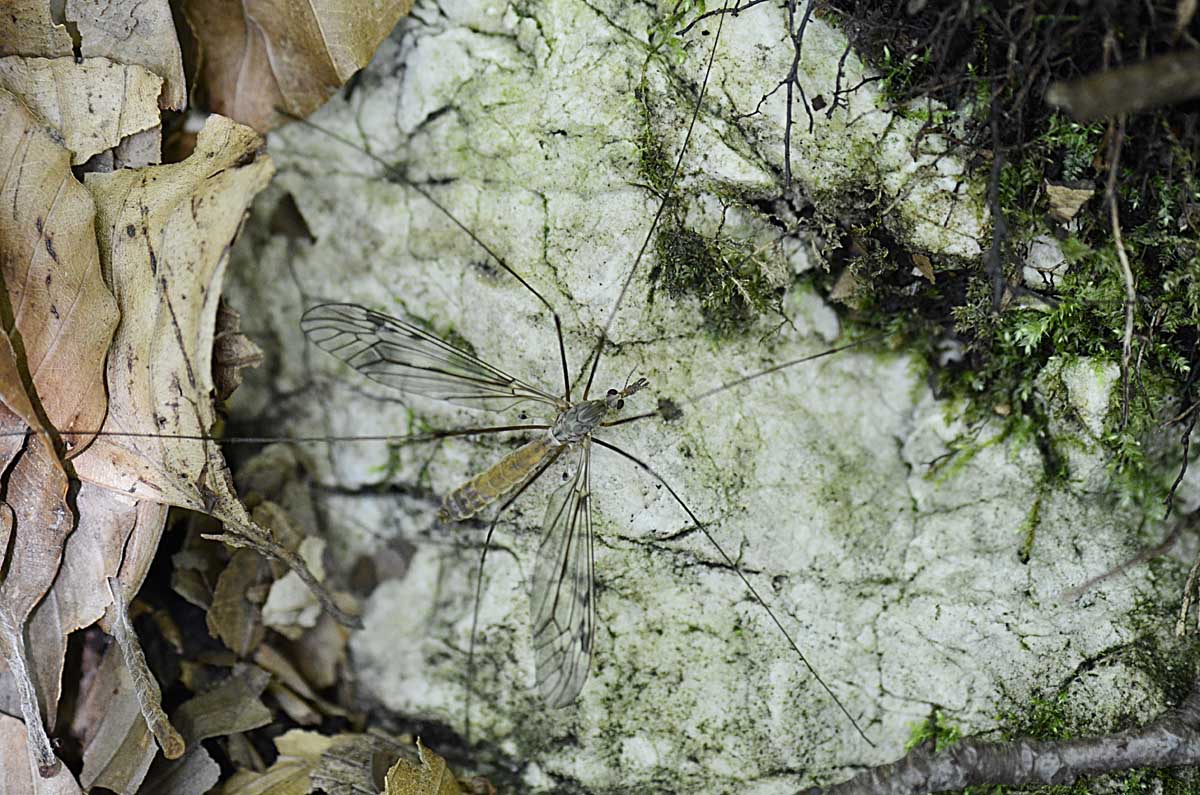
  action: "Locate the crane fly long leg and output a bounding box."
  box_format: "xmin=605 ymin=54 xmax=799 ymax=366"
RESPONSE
xmin=531 ymin=442 xmax=595 ymax=708
xmin=463 ymin=452 xmax=562 ymax=745
xmin=590 ymin=436 xmax=875 ymax=746
xmin=278 ymin=110 xmax=574 ymax=401
xmin=579 ymin=0 xmax=733 ymax=400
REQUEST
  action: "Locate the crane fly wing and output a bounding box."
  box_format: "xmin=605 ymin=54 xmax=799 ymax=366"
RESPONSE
xmin=530 ymin=442 xmax=595 ymax=707
xmin=301 ymin=303 xmax=563 ymax=412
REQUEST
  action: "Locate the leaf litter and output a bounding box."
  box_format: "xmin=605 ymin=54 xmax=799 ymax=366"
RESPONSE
xmin=0 ymin=13 xmax=383 ymax=784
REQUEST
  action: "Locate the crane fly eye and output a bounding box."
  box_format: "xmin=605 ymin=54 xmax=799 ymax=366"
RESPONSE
xmin=616 ymin=399 xmax=625 ymax=410
xmin=606 ymin=388 xmax=618 ymax=397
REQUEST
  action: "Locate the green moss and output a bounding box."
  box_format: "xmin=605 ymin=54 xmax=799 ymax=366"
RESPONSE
xmin=905 ymin=708 xmax=963 ymax=752
xmin=1016 ymin=492 xmax=1041 ymax=564
xmin=833 ymin=2 xmax=1200 ymax=527
xmin=634 ymin=97 xmax=782 ymax=337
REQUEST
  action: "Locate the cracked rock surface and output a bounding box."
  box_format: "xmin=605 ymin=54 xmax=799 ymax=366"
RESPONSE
xmin=225 ymin=1 xmax=1180 ymax=792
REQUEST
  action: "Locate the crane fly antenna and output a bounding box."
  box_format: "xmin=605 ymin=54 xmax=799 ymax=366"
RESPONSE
xmin=686 ymin=331 xmax=889 ymax=404
xmin=601 ymin=332 xmax=890 ymax=429
xmin=276 ymin=109 xmax=573 ymax=400
xmin=590 ymin=436 xmax=875 ymax=746
xmin=579 ymin=0 xmax=733 ymax=400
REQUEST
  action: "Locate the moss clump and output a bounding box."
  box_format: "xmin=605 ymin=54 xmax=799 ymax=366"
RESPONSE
xmin=905 ymin=709 xmax=963 ymax=753
xmin=634 ymin=89 xmax=783 ymax=337
xmin=828 ymin=4 xmax=1200 ymax=516
xmin=649 ymin=225 xmax=782 ymax=336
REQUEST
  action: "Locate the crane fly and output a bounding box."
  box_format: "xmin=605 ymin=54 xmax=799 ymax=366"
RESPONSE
xmin=276 ymin=0 xmax=878 ymax=746
xmin=299 ymin=301 xmax=651 ymax=707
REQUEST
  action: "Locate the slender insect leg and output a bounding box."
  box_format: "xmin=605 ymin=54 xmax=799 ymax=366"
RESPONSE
xmin=463 ymin=454 xmax=560 ymax=745
xmin=277 ymin=111 xmax=574 ymax=401
xmin=590 ymin=436 xmax=875 ymax=746
xmin=579 ymin=0 xmax=734 ymax=400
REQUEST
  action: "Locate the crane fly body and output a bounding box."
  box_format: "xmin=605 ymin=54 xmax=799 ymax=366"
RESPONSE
xmin=284 ymin=0 xmax=876 ymax=748
xmin=440 ymin=378 xmax=648 ymax=523
xmin=300 ymin=301 xmax=667 ymax=707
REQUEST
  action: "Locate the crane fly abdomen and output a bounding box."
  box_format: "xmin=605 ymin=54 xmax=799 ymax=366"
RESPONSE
xmin=439 ymin=436 xmax=563 ymax=522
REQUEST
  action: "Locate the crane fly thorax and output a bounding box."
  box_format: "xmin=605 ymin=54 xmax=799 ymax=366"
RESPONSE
xmin=550 ymin=376 xmax=651 ymax=445
xmin=551 ymin=400 xmax=609 ymax=444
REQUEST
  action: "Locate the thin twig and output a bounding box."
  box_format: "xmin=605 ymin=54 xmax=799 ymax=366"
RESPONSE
xmin=107 ymin=578 xmax=186 ymax=759
xmin=1103 ymin=115 xmax=1135 ymax=428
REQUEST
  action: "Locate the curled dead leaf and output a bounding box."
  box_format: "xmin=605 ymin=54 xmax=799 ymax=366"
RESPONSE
xmin=0 ymin=87 xmax=119 ymax=447
xmin=64 ymin=0 xmax=187 ymax=109
xmin=0 ymin=58 xmax=162 ymax=165
xmin=384 ymin=740 xmax=464 ymax=795
xmin=214 ymin=302 xmax=265 ymax=401
xmin=180 ymin=0 xmax=414 ymax=131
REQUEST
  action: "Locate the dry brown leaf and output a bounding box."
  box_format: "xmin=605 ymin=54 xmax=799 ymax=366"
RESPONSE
xmin=173 ymin=664 xmax=274 ymax=743
xmin=75 ymin=641 xmax=158 ymax=793
xmin=65 ymin=0 xmax=186 ymax=109
xmin=214 ymin=302 xmax=266 ymax=400
xmin=316 ymin=733 xmax=410 ymax=795
xmin=1178 ymin=0 xmax=1199 ymax=39
xmin=0 ymin=3 xmax=74 ymax=59
xmin=1045 ymin=180 xmax=1095 ymax=224
xmin=0 ymin=713 xmax=84 ymax=794
xmin=267 ymin=681 xmax=321 ymax=726
xmin=26 ymin=489 xmax=166 ymax=733
xmin=253 ymin=643 xmax=351 ymax=720
xmin=136 ymin=746 xmax=221 ymax=795
xmin=69 ymin=114 xmax=350 ymax=625
xmin=0 ymin=437 xmax=73 ymax=772
xmin=263 ymin=536 xmax=326 ymax=636
xmin=113 ymin=126 xmax=165 ymax=170
xmin=181 ymin=0 xmax=414 ymax=131
xmin=208 ymin=549 xmax=270 ymax=657
xmin=222 ymin=729 xmax=332 ymax=795
xmin=384 ymin=740 xmax=464 ymax=795
xmin=108 ymin=578 xmax=186 ymax=760
xmin=911 ymin=253 xmax=935 ymax=284
xmin=78 ymin=656 xmax=272 ymax=794
xmin=0 ymin=332 xmax=43 ymax=469
xmin=0 ymin=58 xmax=162 ymax=165
xmin=287 ymin=610 xmax=349 ymax=690
xmin=1045 ymin=51 xmax=1200 ymax=120
xmin=0 ymin=87 xmax=119 ymax=444
xmin=221 ymin=760 xmax=314 ymax=795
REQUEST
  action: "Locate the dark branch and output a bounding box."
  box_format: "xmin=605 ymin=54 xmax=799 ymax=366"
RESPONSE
xmin=802 ymin=677 xmax=1200 ymax=795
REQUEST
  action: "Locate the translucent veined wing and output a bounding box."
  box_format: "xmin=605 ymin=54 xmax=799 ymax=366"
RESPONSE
xmin=530 ymin=442 xmax=595 ymax=707
xmin=301 ymin=303 xmax=563 ymax=412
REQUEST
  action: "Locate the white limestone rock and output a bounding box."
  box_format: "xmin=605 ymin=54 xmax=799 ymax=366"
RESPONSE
xmin=225 ymin=1 xmax=1178 ymax=792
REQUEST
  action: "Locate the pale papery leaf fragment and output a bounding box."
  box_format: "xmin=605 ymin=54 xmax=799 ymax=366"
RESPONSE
xmin=0 ymin=59 xmax=162 ymax=165
xmin=64 ymin=0 xmax=187 ymax=109
xmin=0 ymin=713 xmax=84 ymax=794
xmin=180 ymin=0 xmax=414 ymax=131
xmin=0 ymin=3 xmax=73 ymax=59
xmin=0 ymin=87 xmax=119 ymax=445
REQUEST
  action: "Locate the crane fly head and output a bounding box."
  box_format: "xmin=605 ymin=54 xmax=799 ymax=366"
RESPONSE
xmin=605 ymin=377 xmax=649 ymax=411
